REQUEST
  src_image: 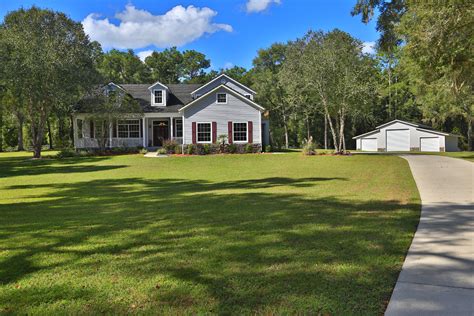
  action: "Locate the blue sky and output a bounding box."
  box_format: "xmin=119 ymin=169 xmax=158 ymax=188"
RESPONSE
xmin=0 ymin=0 xmax=379 ymax=70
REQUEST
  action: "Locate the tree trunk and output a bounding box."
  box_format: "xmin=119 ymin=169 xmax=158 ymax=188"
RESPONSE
xmin=17 ymin=116 xmax=24 ymax=151
xmin=338 ymin=111 xmax=345 ymax=153
xmin=69 ymin=116 xmax=74 ymax=145
xmin=467 ymin=111 xmax=472 ymax=151
xmin=326 ymin=112 xmax=338 ymax=152
xmin=306 ymin=115 xmax=311 ymax=140
xmin=324 ymin=115 xmax=328 ymax=150
xmin=31 ymin=123 xmax=45 ymax=159
xmin=0 ymin=109 xmax=3 ymax=152
xmin=283 ymin=114 xmax=289 ymax=149
xmin=47 ymin=119 xmax=53 ymax=150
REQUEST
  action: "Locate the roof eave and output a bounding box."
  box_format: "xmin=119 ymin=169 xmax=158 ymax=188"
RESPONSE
xmin=190 ymin=74 xmax=257 ymax=95
xmin=179 ymin=84 xmax=265 ymax=112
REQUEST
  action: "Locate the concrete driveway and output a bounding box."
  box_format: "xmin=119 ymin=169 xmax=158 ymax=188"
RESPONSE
xmin=385 ymin=155 xmax=473 ymax=315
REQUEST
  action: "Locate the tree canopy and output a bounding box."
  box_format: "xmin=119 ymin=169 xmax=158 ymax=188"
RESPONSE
xmin=0 ymin=6 xmax=100 ymax=157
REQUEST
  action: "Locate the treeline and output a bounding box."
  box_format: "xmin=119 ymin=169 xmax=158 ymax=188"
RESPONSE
xmin=0 ymin=2 xmax=471 ymax=157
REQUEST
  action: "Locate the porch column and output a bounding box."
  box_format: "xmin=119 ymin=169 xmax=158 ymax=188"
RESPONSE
xmin=142 ymin=117 xmax=146 ymax=147
xmin=170 ymin=118 xmax=174 ymax=140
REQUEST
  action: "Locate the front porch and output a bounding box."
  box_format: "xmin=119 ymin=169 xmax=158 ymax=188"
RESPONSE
xmin=142 ymin=115 xmax=183 ymax=148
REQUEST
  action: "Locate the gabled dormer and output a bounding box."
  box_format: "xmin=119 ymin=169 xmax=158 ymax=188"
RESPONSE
xmin=104 ymin=82 xmax=126 ymax=97
xmin=148 ymin=80 xmax=169 ymax=106
xmin=191 ymin=74 xmax=256 ymax=100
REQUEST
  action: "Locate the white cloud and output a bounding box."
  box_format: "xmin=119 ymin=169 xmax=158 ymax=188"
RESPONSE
xmin=82 ymin=4 xmax=232 ymax=49
xmin=362 ymin=41 xmax=376 ymax=54
xmin=223 ymin=62 xmax=234 ymax=69
xmin=137 ymin=50 xmax=154 ymax=61
xmin=246 ymin=0 xmax=281 ymax=13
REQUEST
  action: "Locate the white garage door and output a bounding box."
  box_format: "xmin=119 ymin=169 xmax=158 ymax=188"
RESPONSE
xmin=361 ymin=138 xmax=377 ymax=151
xmin=386 ymin=129 xmax=410 ymax=151
xmin=420 ymin=137 xmax=440 ymax=152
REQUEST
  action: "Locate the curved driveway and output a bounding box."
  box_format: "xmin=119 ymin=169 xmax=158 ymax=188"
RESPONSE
xmin=386 ymin=155 xmax=473 ymax=315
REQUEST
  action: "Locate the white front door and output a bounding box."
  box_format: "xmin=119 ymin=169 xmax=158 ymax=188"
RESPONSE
xmin=386 ymin=129 xmax=410 ymax=151
xmin=420 ymin=137 xmax=440 ymax=152
xmin=361 ymin=138 xmax=377 ymax=151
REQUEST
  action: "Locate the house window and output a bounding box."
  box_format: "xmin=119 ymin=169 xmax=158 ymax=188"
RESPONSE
xmin=245 ymin=94 xmax=252 ymax=99
xmin=216 ymin=93 xmax=227 ymax=104
xmin=154 ymin=90 xmax=164 ymax=104
xmin=118 ymin=119 xmax=140 ymax=138
xmin=197 ymin=123 xmax=211 ymax=143
xmin=233 ymin=122 xmax=248 ymax=142
xmin=174 ymin=119 xmax=183 ymax=138
xmin=77 ymin=119 xmax=83 ymax=139
xmin=94 ymin=121 xmax=104 ymax=138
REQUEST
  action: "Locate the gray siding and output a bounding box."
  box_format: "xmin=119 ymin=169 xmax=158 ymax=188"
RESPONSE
xmin=183 ymin=86 xmax=261 ymax=144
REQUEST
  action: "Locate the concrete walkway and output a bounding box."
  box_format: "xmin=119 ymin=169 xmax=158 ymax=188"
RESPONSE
xmin=386 ymin=155 xmax=473 ymax=315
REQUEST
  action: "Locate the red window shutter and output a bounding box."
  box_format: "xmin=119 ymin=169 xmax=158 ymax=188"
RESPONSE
xmin=228 ymin=121 xmax=233 ymax=144
xmin=248 ymin=121 xmax=253 ymax=143
xmin=212 ymin=122 xmax=217 ymax=144
xmin=192 ymin=122 xmax=196 ymax=144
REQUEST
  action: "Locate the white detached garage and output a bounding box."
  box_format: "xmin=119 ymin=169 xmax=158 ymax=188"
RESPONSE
xmin=354 ymin=120 xmax=459 ymax=152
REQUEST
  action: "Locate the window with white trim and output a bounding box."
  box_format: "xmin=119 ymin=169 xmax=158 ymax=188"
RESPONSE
xmin=197 ymin=123 xmax=211 ymax=143
xmin=154 ymin=90 xmax=164 ymax=104
xmin=216 ymin=93 xmax=227 ymax=104
xmin=118 ymin=119 xmax=140 ymax=138
xmin=233 ymin=122 xmax=248 ymax=142
xmin=174 ymin=119 xmax=183 ymax=138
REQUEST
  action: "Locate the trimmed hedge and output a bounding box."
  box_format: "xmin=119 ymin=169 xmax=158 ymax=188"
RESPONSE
xmin=57 ymin=146 xmax=144 ymax=158
xmin=182 ymin=143 xmax=261 ymax=155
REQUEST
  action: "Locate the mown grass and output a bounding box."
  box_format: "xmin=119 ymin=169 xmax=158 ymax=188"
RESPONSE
xmin=0 ymin=151 xmax=420 ymax=315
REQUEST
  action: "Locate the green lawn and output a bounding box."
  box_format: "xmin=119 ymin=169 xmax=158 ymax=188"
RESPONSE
xmin=437 ymin=151 xmax=474 ymax=162
xmin=352 ymin=151 xmax=474 ymax=162
xmin=0 ymin=151 xmax=420 ymax=315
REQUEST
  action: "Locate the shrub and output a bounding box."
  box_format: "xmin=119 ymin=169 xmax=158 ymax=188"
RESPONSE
xmin=227 ymin=143 xmax=237 ymax=154
xmin=202 ymin=144 xmax=211 ymax=155
xmin=56 ymin=148 xmax=77 ymax=158
xmin=163 ymin=139 xmax=178 ymax=154
xmin=139 ymin=148 xmax=148 ymax=154
xmin=174 ymin=145 xmax=183 ymax=154
xmin=157 ymin=148 xmax=167 ymax=155
xmin=245 ymin=143 xmax=254 ymax=153
xmin=302 ymin=136 xmax=317 ymax=155
xmin=186 ymin=144 xmax=195 ymax=155
xmin=265 ymin=145 xmax=272 ymax=153
xmin=78 ymin=150 xmax=91 ymax=157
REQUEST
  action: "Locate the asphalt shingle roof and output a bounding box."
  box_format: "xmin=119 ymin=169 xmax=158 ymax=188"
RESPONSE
xmin=119 ymin=83 xmax=203 ymax=113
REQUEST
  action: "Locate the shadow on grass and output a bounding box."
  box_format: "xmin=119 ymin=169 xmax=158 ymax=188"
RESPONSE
xmin=0 ymin=155 xmax=125 ymax=177
xmin=0 ymin=175 xmax=421 ymax=314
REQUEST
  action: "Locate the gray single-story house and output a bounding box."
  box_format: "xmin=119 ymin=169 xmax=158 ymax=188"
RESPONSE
xmin=73 ymin=74 xmax=270 ymax=149
xmin=353 ymin=119 xmax=459 ymax=152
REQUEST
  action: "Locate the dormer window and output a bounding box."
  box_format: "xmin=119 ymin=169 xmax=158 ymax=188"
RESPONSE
xmin=245 ymin=94 xmax=252 ymax=99
xmin=217 ymin=93 xmax=227 ymax=104
xmin=154 ymin=90 xmax=164 ymax=104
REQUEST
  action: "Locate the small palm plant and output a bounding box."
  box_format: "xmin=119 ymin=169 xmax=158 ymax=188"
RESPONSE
xmin=217 ymin=134 xmax=228 ymax=153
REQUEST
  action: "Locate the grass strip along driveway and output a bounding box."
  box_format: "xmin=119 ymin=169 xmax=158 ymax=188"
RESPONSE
xmin=0 ymin=152 xmax=420 ymax=314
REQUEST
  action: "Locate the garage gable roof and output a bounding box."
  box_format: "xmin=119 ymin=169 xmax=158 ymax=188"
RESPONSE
xmin=352 ymin=129 xmax=380 ymax=139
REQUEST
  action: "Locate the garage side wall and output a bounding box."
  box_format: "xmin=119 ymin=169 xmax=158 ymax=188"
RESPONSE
xmin=445 ymin=136 xmax=460 ymax=152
